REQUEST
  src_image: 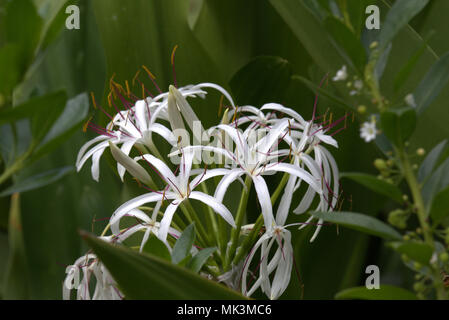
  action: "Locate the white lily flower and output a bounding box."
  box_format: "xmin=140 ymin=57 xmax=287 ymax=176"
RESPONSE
xmin=241 ymin=225 xmax=293 ymax=300
xmin=63 ymin=237 xmax=123 ymax=300
xmin=110 ymin=149 xmax=236 ymax=242
xmin=76 ymin=82 xmax=235 ymax=182
xmin=175 ymin=119 xmax=322 ymax=231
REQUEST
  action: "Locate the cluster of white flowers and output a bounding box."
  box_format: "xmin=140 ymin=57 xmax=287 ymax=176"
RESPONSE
xmin=65 ymin=80 xmax=341 ymax=300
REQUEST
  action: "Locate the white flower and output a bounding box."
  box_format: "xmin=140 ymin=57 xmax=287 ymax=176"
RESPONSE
xmin=360 ymin=119 xmax=378 ymax=142
xmin=404 ymin=93 xmax=416 ymax=108
xmin=176 ymin=119 xmax=323 ymax=231
xmin=241 ymin=225 xmax=293 ymax=300
xmin=76 ymin=83 xmax=235 ymax=182
xmin=63 ymin=237 xmax=123 ymax=300
xmin=332 ymin=65 xmax=348 ymax=81
xmin=110 ymin=149 xmax=236 ymax=242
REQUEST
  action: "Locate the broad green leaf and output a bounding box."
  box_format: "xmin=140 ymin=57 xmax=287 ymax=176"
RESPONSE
xmin=269 ymin=0 xmax=345 ymax=72
xmin=3 ymin=193 xmax=29 ymax=299
xmin=379 ymin=0 xmax=429 ymax=51
xmin=422 ymin=157 xmax=449 ymax=210
xmin=188 ymin=247 xmax=216 ymax=273
xmin=0 ymin=44 xmax=21 ymax=96
xmin=4 ymin=0 xmax=43 ymax=70
xmin=429 ymin=186 xmax=449 ymax=225
xmin=82 ymin=232 xmax=246 ymax=299
xmin=31 ymin=92 xmax=89 ymax=161
xmin=0 ymin=166 xmax=73 ymax=197
xmin=335 ymin=285 xmax=417 ymax=300
xmin=30 ymin=91 xmax=67 ymax=144
xmin=394 ymin=41 xmax=428 ymax=92
xmin=193 ymin=0 xmax=256 ymax=81
xmin=324 ymin=16 xmax=366 ymax=72
xmin=310 ymin=211 xmax=402 ymax=240
xmin=0 ymin=91 xmax=66 ymax=126
xmin=35 ymin=0 xmax=70 ymax=51
xmin=340 ymin=172 xmax=403 ymax=204
xmin=414 ymin=51 xmax=449 ymax=114
xmin=229 ymin=56 xmax=292 ymax=106
xmin=388 ymin=241 xmax=433 ymax=265
xmin=293 ymin=75 xmax=355 ymax=111
xmin=172 ymin=223 xmax=195 ymax=264
xmin=380 ymin=107 xmax=416 ymax=146
xmin=142 ymin=234 xmax=171 ymax=262
xmin=418 ymin=139 xmax=447 ymax=182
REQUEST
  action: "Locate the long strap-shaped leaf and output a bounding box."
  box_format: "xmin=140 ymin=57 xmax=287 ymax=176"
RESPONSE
xmin=82 ymin=232 xmax=246 ymax=300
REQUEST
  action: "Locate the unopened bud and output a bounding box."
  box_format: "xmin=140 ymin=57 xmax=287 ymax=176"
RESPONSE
xmin=357 ymin=105 xmax=367 ymax=114
xmin=374 ymin=158 xmax=387 ymax=171
xmin=416 ymin=148 xmax=425 ymax=156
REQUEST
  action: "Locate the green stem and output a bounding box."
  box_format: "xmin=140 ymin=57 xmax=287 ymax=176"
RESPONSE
xmin=224 ymin=175 xmax=252 ymax=271
xmin=232 ymin=171 xmax=291 ymax=266
xmin=399 ymin=148 xmax=446 ymax=299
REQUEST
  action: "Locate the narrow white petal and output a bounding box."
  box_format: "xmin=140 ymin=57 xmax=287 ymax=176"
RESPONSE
xmin=253 ymin=176 xmax=274 ymax=230
xmin=76 ymin=135 xmax=109 ymax=167
xmin=111 ymin=193 xmax=168 ymax=232
xmin=158 ymin=202 xmax=181 ymax=241
xmin=189 ymin=191 xmax=236 ymax=228
xmin=261 ymin=103 xmax=306 ymax=126
xmin=214 ymin=169 xmax=244 ymax=202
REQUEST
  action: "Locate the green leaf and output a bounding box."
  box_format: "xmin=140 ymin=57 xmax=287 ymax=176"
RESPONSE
xmin=429 ymin=186 xmax=449 ymax=225
xmin=394 ymin=41 xmax=428 ymax=92
xmin=388 ymin=241 xmax=433 ymax=265
xmin=172 ymin=223 xmax=195 ymax=264
xmin=4 ymin=0 xmax=43 ymax=70
xmin=340 ymin=172 xmax=403 ymax=204
xmin=380 ymin=107 xmax=416 ymax=146
xmin=422 ymin=157 xmax=449 ymax=210
xmin=379 ymin=0 xmax=429 ymax=51
xmin=335 ymin=285 xmax=417 ymax=300
xmin=0 ymin=166 xmax=73 ymax=197
xmin=229 ymin=56 xmax=292 ymax=106
xmin=269 ymin=0 xmax=345 ymax=72
xmin=310 ymin=211 xmax=402 ymax=240
xmin=38 ymin=0 xmax=71 ymax=51
xmin=324 ymin=16 xmax=366 ymax=72
xmin=142 ymin=234 xmax=171 ymax=262
xmin=31 ymin=92 xmax=89 ymax=160
xmin=0 ymin=91 xmax=64 ymax=126
xmin=418 ymin=139 xmax=447 ymax=183
xmin=82 ymin=232 xmax=246 ymax=299
xmin=414 ymin=51 xmax=449 ymax=114
xmin=293 ymin=75 xmax=355 ymax=111
xmin=3 ymin=193 xmax=29 ymax=299
xmin=0 ymin=44 xmax=21 ymax=96
xmin=30 ymin=91 xmax=67 ymax=144
xmin=188 ymin=247 xmax=217 ymax=273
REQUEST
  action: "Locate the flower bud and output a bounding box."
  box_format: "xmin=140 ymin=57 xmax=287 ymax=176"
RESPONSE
xmin=416 ymin=148 xmax=425 ymax=156
xmin=374 ymin=158 xmax=387 ymax=171
xmin=388 ymin=209 xmax=407 ymax=229
xmin=357 ymin=105 xmax=367 ymax=114
xmin=440 ymin=252 xmax=449 ymax=263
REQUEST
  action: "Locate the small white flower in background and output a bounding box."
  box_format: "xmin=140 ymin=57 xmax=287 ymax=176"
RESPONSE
xmin=360 ymin=118 xmax=378 ymax=142
xmin=332 ymin=65 xmax=348 ymax=81
xmin=404 ymin=93 xmax=416 ymax=108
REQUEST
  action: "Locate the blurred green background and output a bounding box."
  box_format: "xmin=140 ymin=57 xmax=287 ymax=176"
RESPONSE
xmin=0 ymin=0 xmax=448 ymax=299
